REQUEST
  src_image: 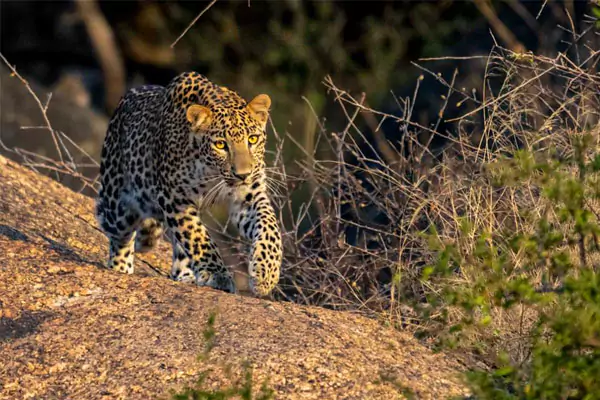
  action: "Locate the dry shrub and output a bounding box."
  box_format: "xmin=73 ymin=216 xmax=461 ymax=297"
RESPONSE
xmin=0 ymin=55 xmax=101 ymax=196
xmin=270 ymin=25 xmax=600 ymax=365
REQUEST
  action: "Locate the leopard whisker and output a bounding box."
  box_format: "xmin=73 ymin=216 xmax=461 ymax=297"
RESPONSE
xmin=265 ymin=180 xmax=284 ymax=199
xmin=200 ymin=180 xmax=226 ymax=209
xmin=209 ymin=181 xmax=228 ymax=205
xmin=269 ymin=176 xmax=286 ymax=186
xmin=266 ymin=176 xmax=286 ymax=191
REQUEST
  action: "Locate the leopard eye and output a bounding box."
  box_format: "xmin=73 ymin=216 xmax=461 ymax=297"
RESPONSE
xmin=214 ymin=140 xmax=227 ymax=150
xmin=248 ymin=135 xmax=259 ymax=145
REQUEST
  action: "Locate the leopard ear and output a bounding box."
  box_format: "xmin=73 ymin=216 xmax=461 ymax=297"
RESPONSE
xmin=186 ymin=104 xmax=212 ymax=131
xmin=247 ymin=94 xmax=271 ymax=127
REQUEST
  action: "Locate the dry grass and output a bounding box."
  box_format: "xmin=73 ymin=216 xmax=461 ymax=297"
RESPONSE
xmin=264 ymin=23 xmax=600 ymax=366
xmin=0 ymin=53 xmax=101 ymax=195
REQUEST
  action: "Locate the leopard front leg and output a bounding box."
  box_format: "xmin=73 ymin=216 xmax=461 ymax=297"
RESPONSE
xmin=165 ymin=206 xmax=236 ymax=294
xmin=170 ymin=241 xmax=196 ymax=284
xmin=230 ymin=184 xmax=282 ymax=296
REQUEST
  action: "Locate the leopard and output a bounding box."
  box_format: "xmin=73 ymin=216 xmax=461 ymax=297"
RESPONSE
xmin=95 ymin=71 xmax=283 ymax=296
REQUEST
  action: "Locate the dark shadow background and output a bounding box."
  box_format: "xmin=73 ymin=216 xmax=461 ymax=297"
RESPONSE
xmin=1 ymin=1 xmax=592 ymax=171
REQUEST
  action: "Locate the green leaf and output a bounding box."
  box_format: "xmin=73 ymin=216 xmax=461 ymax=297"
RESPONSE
xmin=494 ymin=366 xmax=514 ymax=377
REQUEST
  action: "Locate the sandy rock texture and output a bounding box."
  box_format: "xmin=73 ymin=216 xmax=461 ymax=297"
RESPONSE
xmin=0 ymin=155 xmax=469 ymax=399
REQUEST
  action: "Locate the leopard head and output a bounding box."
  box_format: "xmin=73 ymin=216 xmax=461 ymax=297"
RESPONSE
xmin=186 ymin=93 xmax=271 ymax=191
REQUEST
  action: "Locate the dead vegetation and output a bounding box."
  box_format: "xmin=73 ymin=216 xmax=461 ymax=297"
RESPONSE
xmin=0 ymin=56 xmax=103 ymax=197
xmin=265 ymin=23 xmax=600 ymax=368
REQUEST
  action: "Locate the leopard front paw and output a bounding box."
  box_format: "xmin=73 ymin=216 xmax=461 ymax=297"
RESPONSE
xmin=170 ymin=266 xmax=196 ymax=283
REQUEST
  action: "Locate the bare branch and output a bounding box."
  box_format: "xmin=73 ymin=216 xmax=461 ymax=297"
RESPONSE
xmin=170 ymin=0 xmax=218 ymax=48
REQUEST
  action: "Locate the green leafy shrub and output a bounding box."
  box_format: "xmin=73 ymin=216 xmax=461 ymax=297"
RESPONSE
xmin=421 ymin=137 xmax=600 ymax=398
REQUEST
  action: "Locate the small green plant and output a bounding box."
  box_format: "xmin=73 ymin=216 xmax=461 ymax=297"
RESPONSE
xmin=170 ymin=310 xmax=274 ymax=400
xmin=420 ymin=135 xmax=600 ymax=399
xmin=199 ymin=310 xmax=218 ymax=360
xmin=592 ymin=1 xmax=600 ymax=29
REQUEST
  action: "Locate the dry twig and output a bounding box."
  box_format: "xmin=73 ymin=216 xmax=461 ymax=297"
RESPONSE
xmin=171 ymin=0 xmax=218 ymax=48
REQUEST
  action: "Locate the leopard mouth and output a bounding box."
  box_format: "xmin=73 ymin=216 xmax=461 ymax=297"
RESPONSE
xmin=225 ymin=175 xmax=254 ymax=187
xmin=226 ymin=179 xmax=247 ymax=187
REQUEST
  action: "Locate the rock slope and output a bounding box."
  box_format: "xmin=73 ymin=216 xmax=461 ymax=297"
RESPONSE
xmin=0 ymin=155 xmax=469 ymax=399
